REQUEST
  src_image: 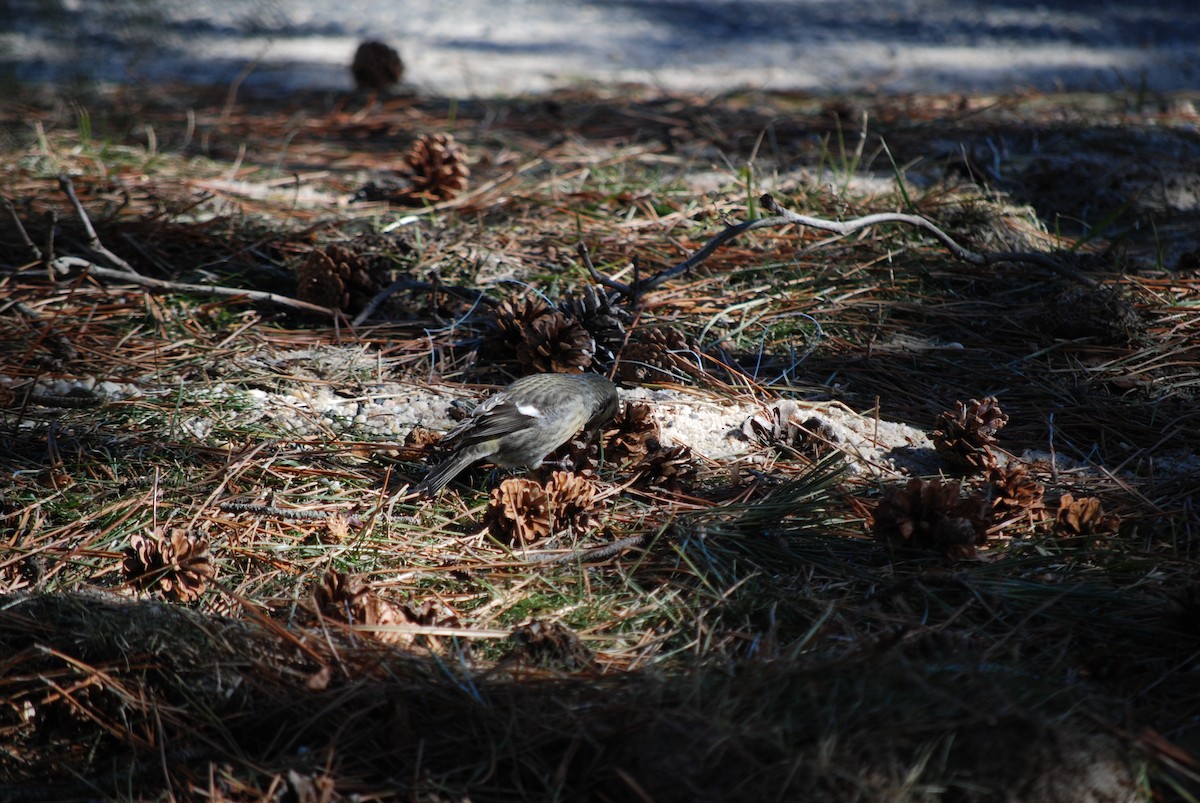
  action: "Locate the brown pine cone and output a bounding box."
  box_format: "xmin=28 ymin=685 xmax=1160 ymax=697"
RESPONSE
xmin=123 ymin=528 xmax=215 ymax=602
xmin=986 ymin=464 xmax=1046 ymax=527
xmin=351 ymin=40 xmax=404 ymax=91
xmin=873 ymin=478 xmax=989 ymax=559
xmin=1054 ymin=493 xmax=1120 ymax=537
xmin=486 ymin=478 xmax=553 ymax=545
xmin=400 ymin=133 xmax=470 ymax=203
xmin=516 ymin=312 xmax=596 ymax=374
xmin=932 ymin=396 xmax=1009 ymax=472
xmin=295 ymin=243 xmax=387 ymax=314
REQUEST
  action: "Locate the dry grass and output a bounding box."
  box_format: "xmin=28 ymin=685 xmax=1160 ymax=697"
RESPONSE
xmin=2 ymin=82 xmax=1199 ymax=801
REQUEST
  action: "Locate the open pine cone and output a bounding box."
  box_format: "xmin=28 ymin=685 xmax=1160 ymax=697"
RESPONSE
xmin=500 ymin=619 xmax=597 ymax=671
xmin=1054 ymin=493 xmax=1120 ymax=537
xmin=742 ymin=400 xmax=840 ymax=459
xmin=986 ymin=463 xmax=1046 ymax=528
xmin=313 ymin=570 xmax=376 ymax=624
xmin=559 ymin=286 xmax=632 ymax=366
xmin=615 ymin=327 xmax=696 ymax=384
xmin=400 ymin=133 xmax=470 ymax=203
xmin=486 ymin=472 xmax=600 ymax=545
xmin=123 ymin=528 xmax=215 ymax=602
xmin=546 ymin=471 xmax=599 ymax=531
xmin=486 ymin=477 xmax=553 ymax=545
xmin=633 ymin=443 xmax=697 ymax=494
xmin=486 ymin=296 xmax=552 ymax=356
xmin=932 ymin=396 xmax=1009 ymax=472
xmin=314 ymin=570 xmax=446 ymax=646
xmin=603 ymin=402 xmax=659 ymax=465
xmin=516 ymin=311 xmax=596 ymax=374
xmin=1040 ymin=285 xmax=1144 ymax=345
xmin=873 ymin=478 xmax=989 ymax=559
xmin=295 ymin=243 xmax=387 ymax=314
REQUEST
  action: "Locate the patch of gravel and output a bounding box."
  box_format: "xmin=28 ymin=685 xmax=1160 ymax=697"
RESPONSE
xmin=8 ymin=341 xmax=1193 ymax=482
xmin=3 ymin=348 xmax=939 ymax=478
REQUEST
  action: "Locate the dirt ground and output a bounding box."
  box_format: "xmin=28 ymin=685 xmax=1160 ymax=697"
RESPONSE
xmin=1 ymin=67 xmax=1199 ymax=802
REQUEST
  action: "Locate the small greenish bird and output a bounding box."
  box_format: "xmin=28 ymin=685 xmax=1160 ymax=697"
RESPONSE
xmin=415 ymin=373 xmax=619 ymax=497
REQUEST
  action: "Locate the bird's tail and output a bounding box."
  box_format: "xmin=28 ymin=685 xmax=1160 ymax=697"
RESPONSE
xmin=414 ymin=450 xmax=479 ymax=497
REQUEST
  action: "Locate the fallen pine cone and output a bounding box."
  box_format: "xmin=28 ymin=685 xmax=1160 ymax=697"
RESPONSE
xmin=932 ymin=396 xmax=1008 ymax=472
xmin=123 ymin=528 xmax=215 ymax=602
xmin=873 ymin=478 xmax=989 ymax=559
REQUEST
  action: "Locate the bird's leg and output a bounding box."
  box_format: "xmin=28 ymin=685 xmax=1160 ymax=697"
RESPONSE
xmin=543 ymin=455 xmax=578 ymax=473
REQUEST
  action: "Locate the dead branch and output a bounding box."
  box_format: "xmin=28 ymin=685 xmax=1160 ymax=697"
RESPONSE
xmin=2 ymin=197 xmax=42 ymax=262
xmin=3 ymin=181 xmax=344 ymax=318
xmin=58 ymin=174 xmax=141 ymax=275
xmin=583 ymin=192 xmax=1098 ymax=300
xmin=525 ymin=534 xmax=647 ymax=565
xmin=352 ymin=274 xmax=496 ymax=326
xmin=45 ymin=256 xmax=341 ymax=316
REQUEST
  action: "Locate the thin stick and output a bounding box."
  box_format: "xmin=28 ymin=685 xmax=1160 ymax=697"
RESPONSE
xmin=584 ymin=192 xmax=1097 ymax=300
xmin=351 ymin=275 xmax=495 ymax=326
xmin=2 ymin=197 xmax=42 ymax=261
xmin=525 ymin=534 xmax=647 ymax=565
xmin=58 ymin=174 xmax=141 ymax=275
xmin=46 ymin=255 xmax=342 ymax=317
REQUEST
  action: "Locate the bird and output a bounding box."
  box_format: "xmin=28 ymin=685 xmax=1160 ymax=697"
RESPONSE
xmin=415 ymin=373 xmax=620 ymax=497
xmin=351 ymin=40 xmax=404 ymax=93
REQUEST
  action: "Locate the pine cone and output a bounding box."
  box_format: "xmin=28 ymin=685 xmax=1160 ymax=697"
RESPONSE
xmin=486 ymin=477 xmax=553 ymax=545
xmin=1054 ymin=493 xmax=1120 ymax=537
xmin=313 ymin=570 xmax=375 ymax=624
xmin=549 ymin=431 xmax=604 ymax=478
xmin=633 ymin=443 xmax=697 ymax=494
xmin=516 ymin=312 xmax=596 ymax=374
xmin=397 ymin=133 xmax=470 ymax=204
xmin=742 ymin=400 xmax=840 ymax=459
xmin=560 ymin=286 xmax=632 ymax=365
xmin=932 ymin=397 xmax=1009 ymax=472
xmin=603 ymin=402 xmax=659 ymax=464
xmin=501 ymin=619 xmax=597 ymax=671
xmin=486 ymin=296 xmax=554 ymax=355
xmin=986 ymin=464 xmax=1046 ymax=527
xmin=295 ymin=243 xmax=387 ymax=313
xmin=485 ymin=473 xmax=600 ymax=544
xmin=873 ymin=478 xmax=989 ymax=559
xmin=400 ymin=426 xmax=443 ymax=462
xmin=1040 ymin=285 xmax=1144 ymax=345
xmin=546 ymin=470 xmax=599 ymax=531
xmin=351 ymin=40 xmax=404 ymax=91
xmin=615 ymin=327 xmax=695 ymax=384
xmin=314 ymin=570 xmax=427 ymax=646
xmin=123 ymin=528 xmax=215 ymax=602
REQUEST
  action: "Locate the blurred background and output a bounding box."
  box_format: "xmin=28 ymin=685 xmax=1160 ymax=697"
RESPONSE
xmin=2 ymin=0 xmax=1197 ymax=97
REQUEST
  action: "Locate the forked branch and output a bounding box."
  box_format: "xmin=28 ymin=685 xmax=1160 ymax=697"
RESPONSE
xmin=582 ymin=192 xmax=1097 ymax=301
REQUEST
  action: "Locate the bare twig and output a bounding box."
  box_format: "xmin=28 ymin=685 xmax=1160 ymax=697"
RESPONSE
xmin=46 ymin=255 xmax=342 ymax=317
xmin=218 ymin=501 xmax=366 ymax=528
xmin=42 ymin=209 xmax=57 ymax=269
xmin=758 ymin=194 xmax=1097 ymax=286
xmin=351 ymin=275 xmax=496 ymax=326
xmin=525 ymin=534 xmax=647 ymax=565
xmin=2 ymin=197 xmax=42 ymax=262
xmin=584 ymin=192 xmax=1097 ymax=300
xmin=57 ymin=174 xmax=141 ymax=275
xmin=5 ymin=181 xmax=338 ymax=316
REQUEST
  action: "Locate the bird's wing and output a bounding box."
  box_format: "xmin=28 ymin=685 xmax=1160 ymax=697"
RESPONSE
xmin=441 ymin=394 xmax=540 ymax=448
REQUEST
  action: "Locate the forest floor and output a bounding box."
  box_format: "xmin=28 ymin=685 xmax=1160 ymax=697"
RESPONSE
xmin=1 ymin=81 xmax=1199 ymax=800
